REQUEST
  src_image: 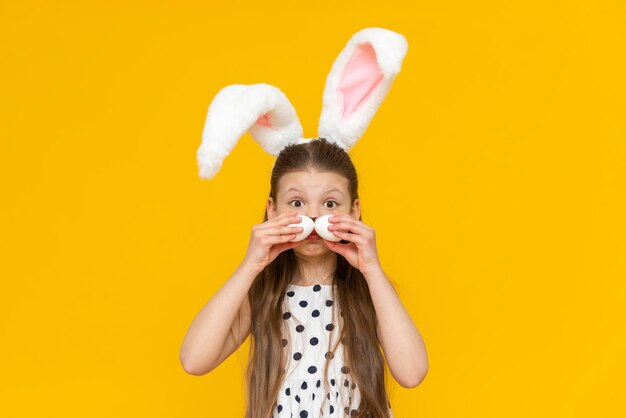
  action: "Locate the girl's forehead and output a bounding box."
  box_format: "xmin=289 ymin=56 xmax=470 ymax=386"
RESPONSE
xmin=278 ymin=171 xmax=349 ymax=195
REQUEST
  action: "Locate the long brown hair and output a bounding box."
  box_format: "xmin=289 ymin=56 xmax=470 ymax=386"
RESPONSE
xmin=244 ymin=138 xmax=394 ymax=418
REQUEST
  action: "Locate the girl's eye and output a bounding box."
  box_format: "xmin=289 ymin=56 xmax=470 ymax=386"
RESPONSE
xmin=288 ymin=199 xmax=339 ymax=208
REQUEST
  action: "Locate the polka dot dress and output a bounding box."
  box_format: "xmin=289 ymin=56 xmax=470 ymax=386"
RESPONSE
xmin=273 ymin=282 xmax=394 ymax=418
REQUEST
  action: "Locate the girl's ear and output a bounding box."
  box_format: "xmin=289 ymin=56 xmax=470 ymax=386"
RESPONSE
xmin=351 ymin=199 xmax=361 ymax=220
xmin=197 ymin=83 xmax=304 ymax=179
xmin=318 ymin=28 xmax=409 ymax=150
xmin=267 ymin=196 xmax=277 ymax=220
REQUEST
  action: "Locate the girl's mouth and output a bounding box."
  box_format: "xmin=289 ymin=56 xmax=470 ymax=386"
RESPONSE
xmin=306 ymin=232 xmax=321 ymax=241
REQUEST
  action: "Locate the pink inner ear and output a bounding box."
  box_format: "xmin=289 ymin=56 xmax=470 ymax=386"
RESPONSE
xmin=256 ymin=113 xmax=272 ymax=128
xmin=338 ymin=43 xmax=384 ymax=120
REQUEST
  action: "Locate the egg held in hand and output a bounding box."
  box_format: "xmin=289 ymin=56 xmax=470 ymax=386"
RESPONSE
xmin=287 ymin=215 xmax=315 ymax=242
xmin=314 ymin=215 xmax=342 ymax=242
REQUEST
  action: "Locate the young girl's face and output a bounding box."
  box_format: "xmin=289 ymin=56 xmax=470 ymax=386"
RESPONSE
xmin=267 ymin=169 xmax=360 ymax=256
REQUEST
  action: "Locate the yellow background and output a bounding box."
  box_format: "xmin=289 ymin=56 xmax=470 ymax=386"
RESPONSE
xmin=1 ymin=1 xmax=625 ymax=417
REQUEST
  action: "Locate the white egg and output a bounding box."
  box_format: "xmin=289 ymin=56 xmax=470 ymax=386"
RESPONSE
xmin=288 ymin=215 xmax=315 ymax=242
xmin=314 ymin=215 xmax=342 ymax=242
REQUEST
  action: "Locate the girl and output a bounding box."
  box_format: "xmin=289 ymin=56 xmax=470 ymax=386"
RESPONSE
xmin=181 ymin=138 xmax=428 ymax=417
xmin=181 ymin=28 xmax=427 ymax=418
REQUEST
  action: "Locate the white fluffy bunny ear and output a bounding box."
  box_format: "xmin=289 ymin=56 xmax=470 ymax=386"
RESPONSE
xmin=196 ymin=83 xmax=304 ymax=179
xmin=318 ymin=27 xmax=409 ymax=150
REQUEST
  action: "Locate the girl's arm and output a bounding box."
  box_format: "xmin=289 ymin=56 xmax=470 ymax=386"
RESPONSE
xmin=365 ymin=267 xmax=429 ymax=388
xmin=179 ymin=260 xmax=259 ymax=375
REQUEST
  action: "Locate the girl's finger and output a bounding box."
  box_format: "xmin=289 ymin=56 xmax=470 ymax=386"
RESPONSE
xmin=328 ymin=221 xmax=369 ymax=236
xmin=275 ymin=212 xmax=302 ymax=226
xmin=328 ymin=215 xmax=367 ymax=231
xmin=262 ymin=225 xmax=304 ymax=236
xmin=264 ymin=233 xmax=299 ymax=244
xmin=331 ymin=229 xmax=365 ymax=244
xmin=260 ymin=212 xmax=301 ymax=229
xmin=270 ymin=238 xmax=303 ymax=254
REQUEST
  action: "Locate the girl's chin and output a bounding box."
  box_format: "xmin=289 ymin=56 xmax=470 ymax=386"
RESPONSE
xmin=293 ymin=241 xmax=330 ymax=253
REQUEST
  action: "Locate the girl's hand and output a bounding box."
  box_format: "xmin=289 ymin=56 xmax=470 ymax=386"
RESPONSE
xmin=322 ymin=209 xmax=382 ymax=277
xmin=242 ymin=211 xmax=304 ymax=274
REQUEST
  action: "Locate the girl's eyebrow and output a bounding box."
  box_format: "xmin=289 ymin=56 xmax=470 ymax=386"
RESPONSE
xmin=283 ymin=187 xmax=344 ymax=196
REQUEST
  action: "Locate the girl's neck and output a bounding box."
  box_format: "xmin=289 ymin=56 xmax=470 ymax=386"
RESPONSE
xmin=291 ymin=276 xmax=334 ymax=286
xmin=292 ymin=252 xmax=337 ymax=286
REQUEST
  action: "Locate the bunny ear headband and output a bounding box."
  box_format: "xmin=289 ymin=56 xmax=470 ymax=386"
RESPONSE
xmin=196 ymin=27 xmax=408 ymax=180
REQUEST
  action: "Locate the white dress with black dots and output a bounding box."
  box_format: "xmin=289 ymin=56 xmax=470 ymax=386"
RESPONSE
xmin=273 ymin=283 xmax=394 ymax=418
